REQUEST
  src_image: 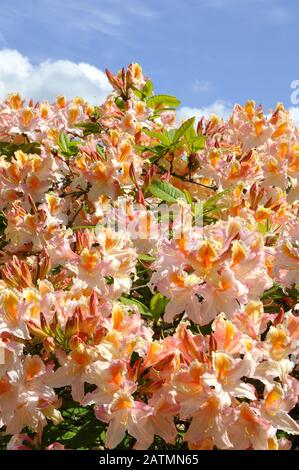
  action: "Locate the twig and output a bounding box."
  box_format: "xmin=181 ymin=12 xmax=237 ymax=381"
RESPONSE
xmin=68 ymin=203 xmax=84 ymax=228
xmin=171 ymin=172 xmax=218 ymax=190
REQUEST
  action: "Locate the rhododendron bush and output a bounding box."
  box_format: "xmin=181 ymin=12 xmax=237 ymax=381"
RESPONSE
xmin=0 ymin=63 xmax=298 ymax=451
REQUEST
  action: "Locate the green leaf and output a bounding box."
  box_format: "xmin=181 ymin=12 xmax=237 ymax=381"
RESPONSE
xmin=199 ymin=321 xmax=213 ymax=335
xmin=257 ymin=222 xmax=267 ymax=235
xmin=146 ymin=94 xmax=181 ymax=109
xmin=166 ymin=129 xmax=176 ymax=142
xmin=202 ymin=189 xmax=230 ymax=213
xmin=138 ymin=253 xmax=156 ymax=262
xmin=150 ymin=293 xmax=168 ymax=320
xmin=149 ymin=180 xmax=187 ymax=203
xmin=173 ymin=117 xmax=195 ymax=143
xmin=147 ymin=144 xmax=168 ymax=155
xmin=143 ymin=128 xmax=171 ymax=146
xmin=261 ymin=283 xmax=298 ymax=304
xmin=185 ymin=124 xmax=197 ymax=141
xmin=68 ymin=142 xmax=80 ymax=152
xmin=182 ymin=189 xmax=193 ymax=204
xmin=192 ymin=190 xmax=229 ymax=225
xmin=92 ymin=106 xmax=103 ymax=120
xmin=96 ymin=145 xmax=106 ymax=159
xmin=143 ymin=80 xmax=153 ymax=97
xmin=0 ymin=212 xmax=7 ymax=235
xmin=41 ymin=397 xmax=107 ymax=450
xmin=148 ymin=154 xmax=164 ymax=164
xmin=75 ymin=121 xmax=102 ymax=136
xmin=58 ymin=132 xmax=81 ymax=157
xmin=132 ymin=87 xmax=143 ymax=99
xmin=58 ymin=132 xmax=70 ymax=153
xmin=189 ymin=135 xmax=206 ymax=151
xmin=117 ymin=433 xmax=135 ymax=450
xmin=261 ymin=283 xmax=285 ymax=301
xmin=120 ymin=296 xmax=152 ymax=318
xmin=0 ymin=141 xmax=41 ymax=160
xmin=66 ymin=418 xmax=105 ymax=449
xmin=115 ymin=97 xmax=126 ymax=111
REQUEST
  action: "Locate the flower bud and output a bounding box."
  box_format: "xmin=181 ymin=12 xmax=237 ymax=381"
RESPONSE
xmin=43 ymin=336 xmax=56 ymax=353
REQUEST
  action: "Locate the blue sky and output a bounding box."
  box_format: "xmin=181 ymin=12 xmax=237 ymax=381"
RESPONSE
xmin=0 ymin=0 xmax=298 ymax=118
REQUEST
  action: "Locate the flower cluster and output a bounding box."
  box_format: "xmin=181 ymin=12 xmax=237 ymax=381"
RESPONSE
xmin=0 ymin=63 xmax=298 ymax=450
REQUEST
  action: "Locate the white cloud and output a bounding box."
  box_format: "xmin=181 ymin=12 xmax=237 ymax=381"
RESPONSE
xmin=199 ymin=0 xmax=291 ymax=24
xmin=199 ymin=0 xmax=270 ymax=8
xmin=178 ymin=102 xmax=299 ymax=127
xmin=192 ymin=79 xmax=213 ymax=93
xmin=267 ymin=6 xmax=290 ymax=24
xmin=1 ymin=47 xmax=296 ymax=131
xmin=2 ymin=1 xmax=157 ymax=39
xmin=177 ymin=100 xmax=232 ymax=122
xmin=124 ymin=1 xmax=157 ymax=18
xmin=0 ymin=49 xmax=111 ymax=104
xmin=263 ymin=5 xmax=292 ymax=26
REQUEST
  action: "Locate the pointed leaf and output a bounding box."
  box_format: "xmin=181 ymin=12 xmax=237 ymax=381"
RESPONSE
xmin=150 ymin=293 xmax=169 ymax=320
xmin=143 ymin=80 xmax=153 ymax=97
xmin=146 ymin=94 xmax=181 ymax=109
xmin=149 ymin=180 xmax=187 ymax=203
xmin=143 ymin=128 xmax=170 ymax=146
xmin=173 ymin=117 xmax=195 ymax=143
xmin=190 ymin=135 xmax=206 ymax=151
xmin=58 ymin=132 xmax=70 ymax=153
xmin=120 ymin=296 xmax=152 ymax=318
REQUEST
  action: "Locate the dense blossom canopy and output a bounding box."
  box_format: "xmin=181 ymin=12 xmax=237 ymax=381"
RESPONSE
xmin=0 ymin=64 xmax=298 ymax=450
